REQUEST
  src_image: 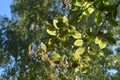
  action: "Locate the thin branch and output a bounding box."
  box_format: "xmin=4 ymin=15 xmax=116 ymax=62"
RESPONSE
xmin=69 ymin=2 xmax=94 ymax=25
xmin=85 ymin=17 xmax=106 ymax=49
xmin=96 ymin=17 xmax=106 ymax=36
xmin=86 ymin=0 xmax=120 ymax=47
xmin=96 ymin=0 xmax=120 ymax=35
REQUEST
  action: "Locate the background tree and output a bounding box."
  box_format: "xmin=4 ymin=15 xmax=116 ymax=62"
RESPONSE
xmin=0 ymin=0 xmax=120 ymax=79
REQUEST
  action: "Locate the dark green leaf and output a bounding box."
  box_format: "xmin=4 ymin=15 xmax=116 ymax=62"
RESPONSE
xmin=70 ymin=8 xmax=80 ymax=15
xmin=103 ymin=32 xmax=113 ymax=38
xmin=98 ymin=1 xmax=105 ymax=11
xmin=87 ymin=13 xmax=95 ymax=27
xmin=95 ymin=12 xmax=102 ymax=25
xmin=107 ymin=17 xmax=118 ymax=26
xmin=72 ymin=61 xmax=80 ymax=68
xmin=106 ymin=37 xmax=116 ymax=44
xmin=112 ymin=9 xmax=117 ymax=18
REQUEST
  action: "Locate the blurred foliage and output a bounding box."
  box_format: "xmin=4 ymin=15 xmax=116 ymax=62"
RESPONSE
xmin=0 ymin=0 xmax=120 ymax=79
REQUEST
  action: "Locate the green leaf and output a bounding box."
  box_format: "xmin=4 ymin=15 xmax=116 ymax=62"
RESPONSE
xmin=75 ymin=1 xmax=83 ymax=6
xmin=87 ymin=7 xmax=94 ymax=14
xmin=74 ymin=39 xmax=83 ymax=46
xmin=43 ymin=0 xmax=48 ymax=7
xmin=63 ymin=16 xmax=68 ymax=24
xmin=46 ymin=29 xmax=56 ymax=36
xmin=53 ymin=20 xmax=59 ymax=29
xmin=98 ymin=1 xmax=105 ymax=11
xmin=85 ymin=0 xmax=94 ymax=2
xmin=75 ymin=47 xmax=85 ymax=55
xmin=58 ymin=30 xmax=67 ymax=41
xmin=88 ymin=48 xmax=96 ymax=55
xmin=103 ymin=32 xmax=116 ymax=44
xmin=95 ymin=12 xmax=102 ymax=25
xmin=87 ymin=14 xmax=95 ymax=27
xmin=107 ymin=17 xmax=118 ymax=26
xmin=56 ymin=21 xmax=66 ymax=29
xmin=72 ymin=31 xmax=82 ymax=39
xmin=72 ymin=61 xmax=80 ymax=68
xmin=106 ymin=37 xmax=116 ymax=45
xmin=70 ymin=8 xmax=80 ymax=15
xmin=49 ymin=53 xmax=61 ymax=62
xmin=28 ymin=44 xmax=33 ymax=51
xmin=68 ymin=25 xmax=76 ymax=34
xmin=48 ymin=38 xmax=52 ymax=45
xmin=95 ymin=37 xmax=101 ymax=44
xmin=86 ymin=32 xmax=95 ymax=38
xmin=71 ymin=54 xmax=81 ymax=62
xmin=41 ymin=42 xmax=47 ymax=52
xmin=95 ymin=37 xmax=107 ymax=49
xmin=112 ymin=9 xmax=117 ymax=18
xmin=58 ymin=36 xmax=66 ymax=41
xmin=103 ymin=48 xmax=114 ymax=56
xmin=103 ymin=32 xmax=113 ymax=38
xmin=83 ymin=56 xmax=91 ymax=61
xmin=99 ymin=40 xmax=107 ymax=49
xmin=72 ymin=0 xmax=76 ymax=3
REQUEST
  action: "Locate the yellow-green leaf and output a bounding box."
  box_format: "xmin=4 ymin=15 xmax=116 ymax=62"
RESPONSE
xmin=72 ymin=31 xmax=82 ymax=39
xmin=95 ymin=37 xmax=107 ymax=49
xmin=28 ymin=44 xmax=33 ymax=51
xmin=75 ymin=1 xmax=83 ymax=7
xmin=75 ymin=47 xmax=85 ymax=55
xmin=41 ymin=42 xmax=47 ymax=52
xmin=88 ymin=48 xmax=96 ymax=55
xmin=63 ymin=16 xmax=68 ymax=24
xmin=95 ymin=37 xmax=101 ymax=44
xmin=48 ymin=38 xmax=52 ymax=45
xmin=49 ymin=53 xmax=61 ymax=62
xmin=99 ymin=40 xmax=107 ymax=49
xmin=53 ymin=20 xmax=59 ymax=29
xmin=71 ymin=54 xmax=81 ymax=62
xmin=84 ymin=56 xmax=91 ymax=61
xmin=74 ymin=39 xmax=83 ymax=46
xmin=43 ymin=0 xmax=48 ymax=7
xmin=75 ymin=67 xmax=80 ymax=72
xmin=87 ymin=7 xmax=94 ymax=14
xmin=46 ymin=29 xmax=56 ymax=36
xmin=28 ymin=44 xmax=33 ymax=56
xmin=68 ymin=25 xmax=76 ymax=34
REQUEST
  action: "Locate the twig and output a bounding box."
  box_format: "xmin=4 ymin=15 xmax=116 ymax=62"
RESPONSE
xmin=69 ymin=2 xmax=94 ymax=25
xmin=86 ymin=0 xmax=120 ymax=47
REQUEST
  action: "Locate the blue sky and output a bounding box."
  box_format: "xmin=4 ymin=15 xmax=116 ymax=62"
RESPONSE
xmin=0 ymin=0 xmax=13 ymax=76
xmin=0 ymin=0 xmax=118 ymax=77
xmin=0 ymin=0 xmax=13 ymax=18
